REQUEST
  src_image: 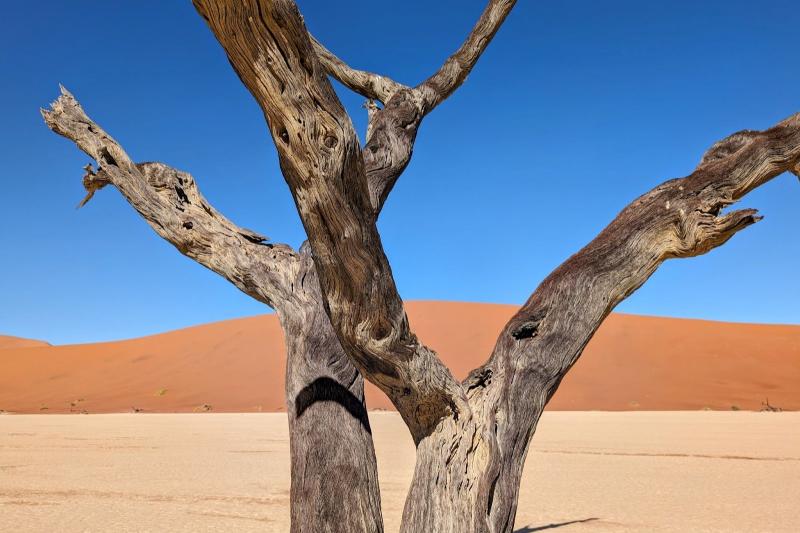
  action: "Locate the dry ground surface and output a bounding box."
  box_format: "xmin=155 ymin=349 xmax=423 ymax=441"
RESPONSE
xmin=1 ymin=412 xmax=798 ymax=532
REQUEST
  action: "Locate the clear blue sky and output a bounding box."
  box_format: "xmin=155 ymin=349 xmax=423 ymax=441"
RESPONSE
xmin=1 ymin=1 xmax=798 ymax=345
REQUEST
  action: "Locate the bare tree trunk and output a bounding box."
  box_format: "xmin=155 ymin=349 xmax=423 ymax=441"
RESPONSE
xmin=284 ymin=322 xmax=382 ymax=532
xmin=282 ymin=251 xmax=383 ymax=532
xmin=396 ymin=377 xmax=551 ymax=533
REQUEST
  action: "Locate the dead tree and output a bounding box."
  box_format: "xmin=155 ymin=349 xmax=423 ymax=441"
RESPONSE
xmin=43 ymin=1 xmax=799 ymax=531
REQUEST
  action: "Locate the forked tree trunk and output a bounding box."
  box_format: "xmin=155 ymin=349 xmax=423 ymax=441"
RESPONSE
xmin=44 ymin=1 xmax=800 ymax=532
xmin=190 ymin=2 xmax=799 ymax=531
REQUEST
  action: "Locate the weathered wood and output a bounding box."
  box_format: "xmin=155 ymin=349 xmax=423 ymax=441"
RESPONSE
xmin=41 ymin=87 xmax=297 ymax=308
xmin=461 ymin=115 xmax=800 ymax=532
xmin=193 ymin=2 xmax=800 ymax=531
xmin=42 ymin=88 xmax=383 ymax=533
xmin=416 ymin=0 xmax=517 ymax=113
xmin=311 ymin=0 xmax=518 ymax=213
xmin=44 ymin=1 xmax=800 ymax=532
xmin=400 ymin=114 xmax=800 ymax=533
xmin=311 ymin=36 xmax=406 ymax=105
xmin=193 ymin=0 xmax=468 ymax=442
xmin=282 ymin=248 xmax=384 ymax=533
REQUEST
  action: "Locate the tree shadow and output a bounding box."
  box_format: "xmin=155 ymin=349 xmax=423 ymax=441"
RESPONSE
xmin=515 ymin=517 xmax=599 ymax=532
xmin=294 ymin=376 xmax=371 ymax=433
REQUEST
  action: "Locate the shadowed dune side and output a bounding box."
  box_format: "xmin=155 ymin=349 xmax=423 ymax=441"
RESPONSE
xmin=0 ymin=301 xmax=798 ymax=413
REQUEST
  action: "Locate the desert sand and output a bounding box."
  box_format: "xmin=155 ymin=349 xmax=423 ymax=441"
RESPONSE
xmin=0 ymin=335 xmax=49 ymax=350
xmin=1 ymin=301 xmax=799 ymax=414
xmin=1 ymin=412 xmax=798 ymax=532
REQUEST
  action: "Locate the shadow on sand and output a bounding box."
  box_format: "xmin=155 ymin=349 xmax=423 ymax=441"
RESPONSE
xmin=514 ymin=518 xmax=599 ymax=532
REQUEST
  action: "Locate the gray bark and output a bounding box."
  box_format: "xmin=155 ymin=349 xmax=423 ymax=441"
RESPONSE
xmin=282 ymin=249 xmax=383 ymax=532
xmin=191 ymin=0 xmax=517 ymax=443
xmin=42 ymin=88 xmax=383 ymax=533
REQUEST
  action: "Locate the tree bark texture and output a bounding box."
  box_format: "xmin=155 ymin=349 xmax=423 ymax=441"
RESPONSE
xmin=44 ymin=1 xmax=799 ymax=532
xmin=192 ymin=1 xmax=800 ymax=531
xmin=192 ymin=0 xmax=517 ymax=445
xmin=43 ymin=89 xmax=383 ymax=533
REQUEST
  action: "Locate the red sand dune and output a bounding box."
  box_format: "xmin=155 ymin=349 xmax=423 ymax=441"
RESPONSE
xmin=0 ymin=301 xmax=798 ymax=413
xmin=0 ymin=335 xmax=49 ymax=350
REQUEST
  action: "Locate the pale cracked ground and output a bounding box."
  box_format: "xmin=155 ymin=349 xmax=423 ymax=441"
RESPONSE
xmin=1 ymin=412 xmax=798 ymax=532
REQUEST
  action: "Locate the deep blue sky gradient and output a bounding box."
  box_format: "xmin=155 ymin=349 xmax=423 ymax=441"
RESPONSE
xmin=1 ymin=1 xmax=798 ymax=344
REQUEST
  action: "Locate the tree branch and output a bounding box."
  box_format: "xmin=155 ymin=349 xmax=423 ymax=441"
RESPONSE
xmin=363 ymin=0 xmax=518 ymax=213
xmin=499 ymin=112 xmax=800 ymax=391
xmin=308 ymin=2 xmax=518 ymax=215
xmin=41 ymin=86 xmax=299 ymax=309
xmin=362 ymin=88 xmax=424 ymax=213
xmin=307 ymin=34 xmax=421 ymax=214
xmin=194 ymin=0 xmax=468 ymax=441
xmin=416 ymin=0 xmax=517 ymax=113
xmin=311 ymin=36 xmax=406 ymax=104
xmin=460 ymin=111 xmax=800 ymax=530
xmin=192 ymin=0 xmax=520 ymax=438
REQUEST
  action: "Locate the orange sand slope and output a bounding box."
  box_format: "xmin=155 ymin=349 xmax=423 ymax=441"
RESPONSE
xmin=0 ymin=335 xmax=49 ymax=350
xmin=1 ymin=301 xmax=798 ymax=413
